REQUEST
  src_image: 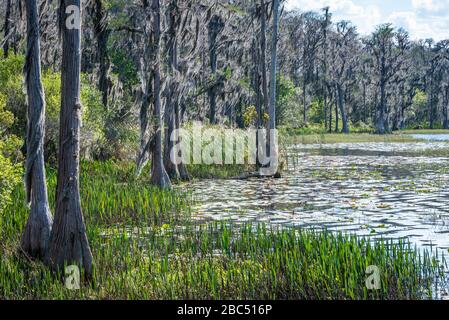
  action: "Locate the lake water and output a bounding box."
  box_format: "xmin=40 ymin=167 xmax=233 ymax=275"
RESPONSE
xmin=189 ymin=139 xmax=449 ymax=252
xmin=410 ymin=134 xmax=449 ymax=141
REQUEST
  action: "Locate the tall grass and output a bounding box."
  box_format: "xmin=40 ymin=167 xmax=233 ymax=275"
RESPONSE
xmin=0 ymin=161 xmax=447 ymax=300
xmin=284 ymin=133 xmax=420 ymax=145
xmin=0 ymin=161 xmax=191 ymax=243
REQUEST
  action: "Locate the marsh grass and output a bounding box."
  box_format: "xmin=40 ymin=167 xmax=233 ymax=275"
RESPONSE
xmin=399 ymin=129 xmax=449 ymax=135
xmin=1 ymin=161 xmax=447 ymax=300
xmin=187 ymin=163 xmax=254 ymax=179
xmin=0 ymin=161 xmax=192 ymax=243
xmin=281 ymin=129 xmax=449 ymax=146
xmin=284 ymin=133 xmax=420 ymax=145
xmin=1 ymin=220 xmax=446 ymax=300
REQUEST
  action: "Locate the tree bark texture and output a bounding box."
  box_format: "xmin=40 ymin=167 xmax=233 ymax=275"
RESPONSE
xmin=21 ymin=0 xmax=53 ymax=260
xmin=150 ymin=0 xmax=171 ymax=189
xmin=47 ymin=0 xmax=93 ymax=278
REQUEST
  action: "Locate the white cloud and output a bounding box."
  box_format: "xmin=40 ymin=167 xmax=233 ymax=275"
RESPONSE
xmin=285 ymin=0 xmax=449 ymax=41
xmin=285 ymin=0 xmax=382 ymax=35
xmin=412 ymin=0 xmax=449 ymax=12
xmin=388 ymin=10 xmax=449 ymax=40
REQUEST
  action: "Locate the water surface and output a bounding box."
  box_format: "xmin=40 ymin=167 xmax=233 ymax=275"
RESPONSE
xmin=188 ymin=141 xmax=449 ymax=251
xmin=409 ymin=134 xmax=449 ymax=142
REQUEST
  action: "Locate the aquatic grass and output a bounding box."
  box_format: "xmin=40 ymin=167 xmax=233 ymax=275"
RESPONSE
xmin=0 ymin=160 xmax=192 ymax=244
xmin=284 ymin=133 xmax=420 ymax=145
xmin=1 ymin=220 xmax=446 ymax=299
xmin=187 ymin=163 xmax=253 ymax=179
xmin=1 ymin=160 xmax=447 ymax=300
xmin=399 ymin=129 xmax=449 ymax=135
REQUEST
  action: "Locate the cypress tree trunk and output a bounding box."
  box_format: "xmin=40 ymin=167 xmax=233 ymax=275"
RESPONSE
xmin=376 ymin=81 xmax=387 ymax=134
xmin=136 ymin=0 xmax=152 ymax=177
xmin=260 ymin=0 xmax=269 ymax=121
xmin=92 ymin=0 xmax=110 ymax=109
xmin=302 ymin=78 xmax=307 ymax=123
xmin=163 ymin=90 xmax=180 ymax=180
xmin=444 ymin=88 xmax=449 ymax=130
xmin=328 ymin=90 xmax=333 ymax=133
xmin=252 ymin=37 xmax=263 ymax=168
xmin=336 ymin=83 xmax=349 ymax=133
xmin=265 ymin=0 xmax=279 ymax=173
xmin=208 ymin=15 xmax=223 ymax=125
xmin=322 ymin=7 xmax=329 ymax=132
xmin=163 ymin=0 xmax=180 ymax=180
xmin=21 ymin=0 xmax=53 ymax=260
xmin=136 ymin=82 xmax=151 ymax=176
xmin=269 ymin=0 xmax=280 ymax=130
xmin=176 ymin=101 xmax=190 ymax=181
xmin=335 ymin=95 xmax=339 ymax=132
xmin=427 ymin=78 xmax=434 ymax=129
xmin=151 ymin=0 xmax=171 ymax=189
xmin=3 ymin=0 xmax=11 ymax=58
xmin=47 ymin=0 xmax=93 ymax=278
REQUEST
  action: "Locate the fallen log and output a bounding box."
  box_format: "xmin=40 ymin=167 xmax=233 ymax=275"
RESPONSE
xmin=230 ymin=171 xmax=282 ymax=180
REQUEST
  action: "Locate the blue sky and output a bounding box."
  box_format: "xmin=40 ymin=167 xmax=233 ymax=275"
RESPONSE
xmin=286 ymin=0 xmax=449 ymax=41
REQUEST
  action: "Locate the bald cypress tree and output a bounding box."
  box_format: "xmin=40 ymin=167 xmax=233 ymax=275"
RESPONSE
xmin=21 ymin=0 xmax=53 ymax=260
xmin=150 ymin=0 xmax=171 ymax=189
xmin=47 ymin=0 xmax=93 ymax=278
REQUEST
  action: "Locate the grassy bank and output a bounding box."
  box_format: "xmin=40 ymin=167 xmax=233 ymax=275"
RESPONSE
xmin=0 ymin=161 xmax=447 ymax=300
xmin=399 ymin=129 xmax=449 ymax=135
xmin=284 ymin=133 xmax=420 ymax=145
xmin=281 ymin=129 xmax=449 ymax=145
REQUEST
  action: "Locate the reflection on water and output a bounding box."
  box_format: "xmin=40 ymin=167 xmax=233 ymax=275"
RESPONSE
xmin=188 ymin=141 xmax=449 ymax=251
xmin=410 ymin=134 xmax=449 ymax=141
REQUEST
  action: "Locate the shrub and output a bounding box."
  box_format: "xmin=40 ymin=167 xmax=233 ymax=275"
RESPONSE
xmin=0 ymin=53 xmax=107 ymax=162
xmin=0 ymin=94 xmax=23 ymax=215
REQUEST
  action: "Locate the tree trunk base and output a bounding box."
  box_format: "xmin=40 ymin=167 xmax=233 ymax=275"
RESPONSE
xmin=178 ymin=163 xmax=191 ymax=182
xmin=151 ymin=162 xmax=172 ymax=189
xmin=21 ymin=203 xmax=52 ymax=260
xmin=47 ymin=211 xmax=93 ymax=280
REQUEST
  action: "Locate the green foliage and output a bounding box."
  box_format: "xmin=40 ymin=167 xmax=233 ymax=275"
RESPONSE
xmin=0 ymin=94 xmax=23 ymax=215
xmin=242 ymin=105 xmax=269 ymax=128
xmin=110 ymin=50 xmax=139 ymax=88
xmin=0 ymin=53 xmax=107 ymax=161
xmin=405 ymin=89 xmax=428 ymax=129
xmin=223 ymin=66 xmax=232 ymax=81
xmin=308 ymin=96 xmax=325 ymax=124
xmin=0 ymin=94 xmax=14 ymax=134
xmin=413 ymin=89 xmax=428 ymax=107
xmin=351 ymin=121 xmax=373 ymax=133
xmin=243 ymin=105 xmax=258 ymax=127
xmin=0 ymin=54 xmax=26 ymax=136
xmin=279 ymin=124 xmax=326 ymax=136
xmin=39 ymin=71 xmax=106 ymax=161
xmin=0 ymin=153 xmax=22 ymax=215
xmin=276 ymin=75 xmax=300 ymax=126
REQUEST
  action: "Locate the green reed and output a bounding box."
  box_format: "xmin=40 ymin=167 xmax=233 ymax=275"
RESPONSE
xmin=0 ymin=161 xmax=447 ymax=300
